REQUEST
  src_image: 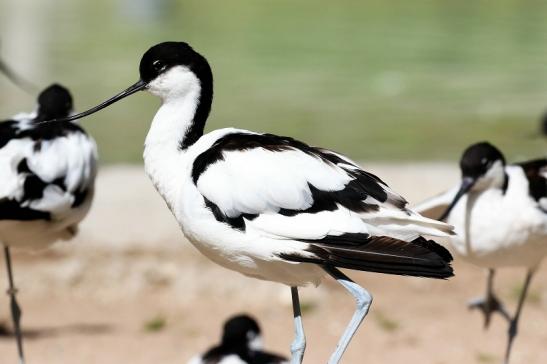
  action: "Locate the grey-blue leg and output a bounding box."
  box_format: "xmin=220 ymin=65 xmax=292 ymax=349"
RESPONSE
xmin=4 ymin=246 xmax=25 ymax=364
xmin=504 ymin=269 xmax=535 ymax=364
xmin=290 ymin=286 xmax=306 ymax=364
xmin=468 ymin=269 xmax=511 ymax=328
xmin=323 ymin=265 xmax=372 ymax=364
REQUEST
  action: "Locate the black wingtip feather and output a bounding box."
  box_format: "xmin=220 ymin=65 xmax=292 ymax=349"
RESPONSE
xmin=280 ymin=234 xmax=454 ymax=279
xmin=411 ymin=236 xmax=453 ymax=263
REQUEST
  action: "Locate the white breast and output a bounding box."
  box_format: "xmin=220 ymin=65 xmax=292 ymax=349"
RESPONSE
xmin=447 ymin=166 xmax=547 ymax=268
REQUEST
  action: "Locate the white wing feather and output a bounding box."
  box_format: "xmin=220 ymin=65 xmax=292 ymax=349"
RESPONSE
xmin=197 ymin=145 xmax=453 ymax=242
xmin=0 ymin=130 xmax=97 ymax=217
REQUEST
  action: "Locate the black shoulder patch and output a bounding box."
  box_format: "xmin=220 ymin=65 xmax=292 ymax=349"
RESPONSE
xmin=17 ymin=120 xmax=87 ymax=142
xmin=72 ymin=189 xmax=89 ymax=208
xmin=516 ymin=158 xmax=546 ymax=203
xmin=22 ymin=175 xmax=49 ymax=201
xmin=192 ymin=133 xmax=312 ymax=183
xmin=193 ymin=133 xmax=395 ymax=223
xmin=0 ymin=117 xmax=87 ymax=151
xmin=17 ymin=158 xmax=31 ymax=174
xmin=0 ymin=120 xmax=19 ymax=148
xmin=16 ymin=158 xmax=50 ymax=202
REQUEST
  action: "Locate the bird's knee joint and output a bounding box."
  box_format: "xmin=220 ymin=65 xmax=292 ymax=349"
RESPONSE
xmin=291 ymin=339 xmax=306 ymax=353
xmin=355 ymin=289 xmax=373 ymax=310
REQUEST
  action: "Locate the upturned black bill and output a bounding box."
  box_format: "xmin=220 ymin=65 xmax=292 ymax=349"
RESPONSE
xmin=439 ymin=176 xmax=475 ymax=221
xmin=45 ymin=79 xmax=147 ymax=123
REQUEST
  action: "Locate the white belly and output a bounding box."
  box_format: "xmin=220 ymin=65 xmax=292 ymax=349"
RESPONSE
xmin=0 ymin=220 xmax=75 ymax=249
xmin=0 ymin=189 xmax=93 ymax=250
xmin=172 ymin=181 xmax=325 ymax=287
xmin=144 ymin=128 xmax=326 ymax=287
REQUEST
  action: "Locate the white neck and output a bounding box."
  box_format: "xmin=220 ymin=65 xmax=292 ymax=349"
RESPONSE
xmin=143 ymin=87 xmax=200 ymax=210
xmin=463 ymin=192 xmax=478 ymax=256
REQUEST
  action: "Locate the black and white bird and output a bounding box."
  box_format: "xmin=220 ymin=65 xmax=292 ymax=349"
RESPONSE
xmin=415 ymin=142 xmax=546 ymax=364
xmin=188 ymin=314 xmax=288 ymax=364
xmin=0 ymin=84 xmax=97 ymax=364
xmin=48 ymin=42 xmax=454 ymax=364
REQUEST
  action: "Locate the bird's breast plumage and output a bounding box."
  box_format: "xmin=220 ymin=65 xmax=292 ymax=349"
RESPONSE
xmin=448 ymin=166 xmax=547 ymax=267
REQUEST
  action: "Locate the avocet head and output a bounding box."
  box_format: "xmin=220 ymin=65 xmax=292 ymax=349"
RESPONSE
xmin=440 ymin=142 xmax=506 ymax=220
xmin=222 ymin=314 xmax=263 ymax=351
xmin=36 ymin=84 xmax=73 ymax=121
xmin=47 ymin=41 xmax=212 ymax=122
xmin=459 ymin=142 xmax=506 ymax=191
xmin=140 ymin=42 xmax=212 ymax=100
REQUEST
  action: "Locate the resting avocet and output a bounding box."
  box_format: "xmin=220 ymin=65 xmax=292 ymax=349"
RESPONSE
xmin=47 ymin=41 xmax=454 ymax=364
xmin=188 ymin=314 xmax=287 ymax=364
xmin=415 ymin=141 xmax=546 ymax=364
xmin=0 ymin=84 xmax=97 ymax=364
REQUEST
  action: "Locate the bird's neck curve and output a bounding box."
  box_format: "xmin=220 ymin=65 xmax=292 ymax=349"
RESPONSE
xmin=143 ymin=80 xmax=212 ymax=209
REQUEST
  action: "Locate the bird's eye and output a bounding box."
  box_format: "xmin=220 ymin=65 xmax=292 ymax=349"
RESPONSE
xmin=152 ymin=60 xmax=166 ymax=72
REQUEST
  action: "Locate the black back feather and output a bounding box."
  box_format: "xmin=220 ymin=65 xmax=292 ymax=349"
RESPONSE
xmin=516 ymin=158 xmax=546 ymax=205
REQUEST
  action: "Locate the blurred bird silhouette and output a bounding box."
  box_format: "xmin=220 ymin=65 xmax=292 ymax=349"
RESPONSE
xmin=0 ymin=84 xmax=97 ymax=364
xmin=188 ymin=314 xmax=288 ymax=364
xmin=416 ymin=141 xmax=546 ymax=364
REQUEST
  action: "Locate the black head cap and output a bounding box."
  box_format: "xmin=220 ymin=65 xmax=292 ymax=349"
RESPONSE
xmin=139 ymin=41 xmax=212 ymax=84
xmin=221 ymin=314 xmax=261 ymax=347
xmin=36 ymin=84 xmax=73 ymax=121
xmin=460 ymin=142 xmax=505 ymax=178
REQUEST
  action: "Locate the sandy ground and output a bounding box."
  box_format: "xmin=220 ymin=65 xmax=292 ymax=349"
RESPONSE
xmin=0 ymin=164 xmax=545 ymax=364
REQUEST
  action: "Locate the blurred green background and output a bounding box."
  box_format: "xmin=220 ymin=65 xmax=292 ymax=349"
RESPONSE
xmin=0 ymin=0 xmax=545 ymax=164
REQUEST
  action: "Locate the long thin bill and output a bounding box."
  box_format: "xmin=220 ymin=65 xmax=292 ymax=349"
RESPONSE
xmin=43 ymin=79 xmax=147 ymax=123
xmin=439 ymin=177 xmax=475 ymax=221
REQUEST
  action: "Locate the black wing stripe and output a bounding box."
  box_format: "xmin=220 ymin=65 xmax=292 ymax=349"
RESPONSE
xmin=280 ymin=233 xmax=453 ymax=279
xmin=278 ymin=183 xmax=380 ymax=216
xmin=516 ymin=158 xmax=546 ymax=203
xmin=203 ymin=197 xmax=258 ymax=231
xmin=192 ymin=133 xmax=313 ymax=183
xmin=16 ymin=120 xmax=87 ymax=140
xmin=0 ymin=199 xmax=50 ymax=221
xmin=192 ymin=133 xmax=389 ymax=200
xmin=17 ymin=158 xmax=66 ymax=203
xmin=195 ymin=133 xmax=404 ymax=228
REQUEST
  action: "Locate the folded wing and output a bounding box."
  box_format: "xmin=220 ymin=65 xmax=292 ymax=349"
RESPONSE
xmin=194 ymin=131 xmax=454 ymax=278
xmin=0 ymin=120 xmax=97 ymax=221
